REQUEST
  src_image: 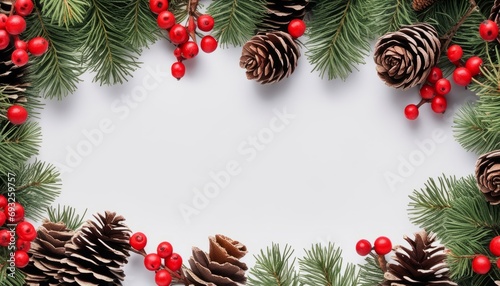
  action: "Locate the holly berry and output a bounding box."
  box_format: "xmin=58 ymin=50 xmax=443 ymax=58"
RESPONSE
xmin=6 ymin=202 xmax=25 ymax=223
xmin=14 ymin=0 xmax=34 ymax=17
xmin=472 ymin=254 xmax=491 ymax=274
xmin=14 ymin=250 xmax=29 ymax=268
xmin=7 ymin=104 xmax=28 ymax=125
xmin=144 ymin=253 xmax=162 ymax=271
xmin=453 ymin=67 xmax=472 ymax=86
xmin=426 ymin=66 xmax=443 ymax=84
xmin=0 ymin=211 xmax=6 ymax=227
xmin=374 ymin=236 xmax=392 ymax=255
xmin=465 ymin=56 xmax=483 ymax=76
xmin=169 ymin=24 xmax=189 ymax=45
xmin=14 ymin=39 xmax=28 ymax=51
xmin=130 ymin=232 xmax=148 ymax=250
xmin=434 ymin=78 xmax=451 ymax=96
xmin=355 ymin=239 xmax=372 ymax=256
xmin=165 ymin=252 xmax=183 ymax=271
xmin=404 ymin=104 xmax=419 ymax=120
xmin=490 ymin=236 xmax=500 ymax=256
xmin=0 ymin=29 xmax=10 ymax=50
xmin=157 ymin=10 xmax=175 ymax=30
xmin=5 ymin=15 xmax=26 ymax=35
xmin=157 ymin=241 xmax=173 ymax=258
xmin=447 ymin=44 xmax=463 ymax=63
xmin=16 ymin=238 xmax=31 ymax=252
xmin=431 ymin=95 xmax=447 ymax=114
xmin=0 ymin=229 xmax=12 ymax=247
xmin=288 ymin=19 xmax=306 ymax=38
xmin=200 ymin=35 xmax=217 ymax=53
xmin=173 ymin=47 xmax=182 ymax=60
xmin=155 ymin=269 xmax=172 ymax=286
xmin=149 ymin=0 xmax=168 ymax=14
xmin=11 ymin=48 xmax=29 ymax=67
xmin=180 ymin=41 xmax=199 ymax=59
xmin=0 ymin=195 xmax=7 ymax=209
xmin=197 ymin=14 xmax=214 ymax=32
xmin=16 ymin=221 xmax=37 ymax=241
xmin=0 ymin=14 xmax=7 ymax=29
xmin=419 ymin=84 xmax=435 ymax=100
xmin=28 ymin=37 xmax=49 ymax=56
xmin=171 ymin=61 xmax=186 ymax=80
xmin=479 ymin=20 xmax=499 ymax=42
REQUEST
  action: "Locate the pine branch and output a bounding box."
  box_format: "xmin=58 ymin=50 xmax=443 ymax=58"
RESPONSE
xmin=207 ymin=0 xmax=267 ymax=47
xmin=47 ymin=204 xmax=87 ymax=231
xmin=0 ymin=122 xmax=41 ymax=174
xmin=0 ymin=254 xmax=25 ymax=286
xmin=305 ymin=0 xmax=372 ymax=80
xmin=247 ymin=243 xmax=302 ymax=286
xmin=298 ymin=243 xmax=359 ymax=286
xmin=38 ymin=0 xmax=88 ymax=28
xmin=123 ymin=0 xmax=162 ymax=49
xmin=358 ymin=254 xmax=384 ymax=286
xmin=369 ymin=0 xmax=417 ymax=36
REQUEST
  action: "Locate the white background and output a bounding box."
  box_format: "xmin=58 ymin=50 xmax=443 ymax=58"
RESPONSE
xmin=36 ymin=38 xmax=479 ymax=284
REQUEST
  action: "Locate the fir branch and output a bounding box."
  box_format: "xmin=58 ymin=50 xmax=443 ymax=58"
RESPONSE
xmin=123 ymin=0 xmax=162 ymax=49
xmin=0 ymin=255 xmax=25 ymax=286
xmin=47 ymin=204 xmax=87 ymax=230
xmin=247 ymin=243 xmax=302 ymax=286
xmin=38 ymin=0 xmax=89 ymax=28
xmin=369 ymin=0 xmax=417 ymax=36
xmin=305 ymin=0 xmax=372 ymax=80
xmin=207 ymin=0 xmax=267 ymax=47
xmin=358 ymin=254 xmax=384 ymax=286
xmin=0 ymin=122 xmax=40 ymax=174
xmin=298 ymin=243 xmax=359 ymax=286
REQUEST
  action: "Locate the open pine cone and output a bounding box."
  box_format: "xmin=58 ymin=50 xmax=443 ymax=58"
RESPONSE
xmin=374 ymin=23 xmax=441 ymax=90
xmin=476 ymin=150 xmax=500 ymax=205
xmin=257 ymin=0 xmax=309 ymax=33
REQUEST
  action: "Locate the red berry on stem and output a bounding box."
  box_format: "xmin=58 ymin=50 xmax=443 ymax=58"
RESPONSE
xmin=427 ymin=66 xmax=443 ymax=84
xmin=453 ymin=67 xmax=472 ymax=86
xmin=374 ymin=236 xmax=392 ymax=255
xmin=472 ymin=255 xmax=491 ymax=274
xmin=419 ymin=84 xmax=435 ymax=100
xmin=15 ymin=39 xmax=28 ymax=51
xmin=144 ymin=253 xmax=162 ymax=271
xmin=169 ymin=24 xmax=189 ymax=45
xmin=465 ymin=56 xmax=483 ymax=76
xmin=404 ymin=104 xmax=419 ymax=120
xmin=28 ymin=37 xmax=49 ymax=56
xmin=16 ymin=221 xmax=37 ymax=241
xmin=200 ymin=35 xmax=217 ymax=53
xmin=0 ymin=212 xmax=6 ymax=227
xmin=7 ymin=105 xmax=28 ymax=125
xmin=149 ymin=0 xmax=168 ymax=14
xmin=171 ymin=61 xmax=186 ymax=80
xmin=447 ymin=44 xmax=463 ymax=63
xmin=130 ymin=232 xmax=148 ymax=250
xmin=431 ymin=95 xmax=447 ymax=114
xmin=434 ymin=78 xmax=451 ymax=96
xmin=180 ymin=41 xmax=199 ymax=59
xmin=0 ymin=14 xmax=7 ymax=29
xmin=0 ymin=29 xmax=10 ymax=50
xmin=155 ymin=269 xmax=172 ymax=286
xmin=479 ymin=20 xmax=499 ymax=42
xmin=157 ymin=241 xmax=173 ymax=258
xmin=355 ymin=239 xmax=372 ymax=256
xmin=16 ymin=238 xmax=31 ymax=252
xmin=14 ymin=0 xmax=34 ymax=17
xmin=173 ymin=47 xmax=182 ymax=60
xmin=0 ymin=195 xmax=7 ymax=209
xmin=0 ymin=229 xmax=12 ymax=247
xmin=490 ymin=236 xmax=500 ymax=256
xmin=5 ymin=15 xmax=26 ymax=35
xmin=288 ymin=19 xmax=306 ymax=38
xmin=14 ymin=250 xmax=29 ymax=268
xmin=157 ymin=10 xmax=175 ymax=29
xmin=197 ymin=14 xmax=214 ymax=32
xmin=166 ymin=253 xmax=183 ymax=271
xmin=11 ymin=49 xmax=29 ymax=67
xmin=4 ymin=202 xmax=25 ymax=223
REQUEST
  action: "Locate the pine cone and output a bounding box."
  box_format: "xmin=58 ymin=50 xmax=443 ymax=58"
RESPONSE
xmin=57 ymin=211 xmax=132 ymax=285
xmin=256 ymin=0 xmax=309 ymax=33
xmin=240 ymin=31 xmax=300 ymax=84
xmin=374 ymin=23 xmax=441 ymax=90
xmin=412 ymin=0 xmax=440 ymax=11
xmin=490 ymin=0 xmax=500 ymax=43
xmin=476 ymin=150 xmax=500 ymax=205
xmin=382 ymin=230 xmax=457 ymax=286
xmin=185 ymin=234 xmax=248 ymax=286
xmin=22 ymin=221 xmax=75 ymax=286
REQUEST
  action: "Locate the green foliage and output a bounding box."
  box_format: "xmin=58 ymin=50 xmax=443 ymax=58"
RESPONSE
xmin=207 ymin=0 xmax=267 ymax=47
xmin=38 ymin=0 xmax=89 ymax=27
xmin=369 ymin=0 xmax=417 ymax=36
xmin=48 ymin=205 xmax=87 ymax=230
xmin=0 ymin=122 xmax=41 ymax=174
xmin=358 ymin=254 xmax=384 ymax=286
xmin=248 ymin=243 xmax=301 ymax=286
xmin=305 ymin=0 xmax=372 ymax=80
xmin=0 ymin=253 xmax=25 ymax=286
xmin=123 ymin=0 xmax=162 ymax=48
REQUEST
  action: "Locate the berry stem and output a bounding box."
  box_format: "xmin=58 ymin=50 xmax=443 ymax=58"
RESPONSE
xmin=9 ymin=0 xmax=16 ymax=16
xmin=440 ymin=0 xmax=478 ymax=55
xmin=377 ymin=253 xmax=388 ymax=273
xmin=416 ymin=98 xmax=429 ymax=108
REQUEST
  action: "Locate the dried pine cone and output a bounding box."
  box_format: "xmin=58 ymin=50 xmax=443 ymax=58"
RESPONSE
xmin=383 ymin=230 xmax=457 ymax=286
xmin=240 ymin=31 xmax=300 ymax=84
xmin=476 ymin=150 xmax=500 ymax=205
xmin=412 ymin=0 xmax=440 ymax=11
xmin=374 ymin=23 xmax=441 ymax=90
xmin=257 ymin=0 xmax=309 ymax=33
xmin=490 ymin=0 xmax=500 ymax=43
xmin=185 ymin=234 xmax=248 ymax=286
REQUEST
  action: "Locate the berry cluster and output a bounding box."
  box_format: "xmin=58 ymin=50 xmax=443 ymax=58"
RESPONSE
xmin=130 ymin=232 xmax=184 ymax=286
xmin=0 ymin=194 xmax=36 ymax=269
xmin=1 ymin=0 xmax=49 ymax=67
xmin=355 ymin=236 xmax=393 ymax=256
xmin=149 ymin=0 xmax=217 ymax=80
xmin=470 ymin=235 xmax=500 ymax=275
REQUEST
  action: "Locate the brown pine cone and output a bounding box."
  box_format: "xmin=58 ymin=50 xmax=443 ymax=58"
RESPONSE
xmin=412 ymin=0 xmax=440 ymax=11
xmin=374 ymin=23 xmax=441 ymax=90
xmin=476 ymin=150 xmax=500 ymax=205
xmin=490 ymin=0 xmax=500 ymax=43
xmin=257 ymin=0 xmax=309 ymax=33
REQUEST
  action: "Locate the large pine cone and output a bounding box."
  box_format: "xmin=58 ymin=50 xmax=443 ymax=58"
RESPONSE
xmin=22 ymin=221 xmax=75 ymax=286
xmin=412 ymin=0 xmax=440 ymax=11
xmin=476 ymin=150 xmax=500 ymax=205
xmin=382 ymin=230 xmax=457 ymax=286
xmin=374 ymin=23 xmax=441 ymax=90
xmin=240 ymin=31 xmax=300 ymax=84
xmin=256 ymin=0 xmax=309 ymax=33
xmin=185 ymin=234 xmax=248 ymax=286
xmin=490 ymin=0 xmax=500 ymax=43
xmin=57 ymin=211 xmax=131 ymax=285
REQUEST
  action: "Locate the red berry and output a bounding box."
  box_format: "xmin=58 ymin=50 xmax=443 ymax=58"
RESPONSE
xmin=14 ymin=0 xmax=34 ymax=17
xmin=16 ymin=238 xmax=31 ymax=252
xmin=180 ymin=41 xmax=199 ymax=59
xmin=431 ymin=95 xmax=447 ymax=114
xmin=14 ymin=250 xmax=29 ymax=268
xmin=28 ymin=37 xmax=49 ymax=56
xmin=404 ymin=104 xmax=419 ymax=120
xmin=197 ymin=14 xmax=214 ymax=32
xmin=0 ymin=212 xmax=6 ymax=227
xmin=426 ymin=66 xmax=443 ymax=84
xmin=447 ymin=44 xmax=463 ymax=63
xmin=434 ymin=78 xmax=451 ymax=96
xmin=4 ymin=202 xmax=25 ymax=223
xmin=0 ymin=195 xmax=7 ymax=209
xmin=355 ymin=239 xmax=372 ymax=256
xmin=157 ymin=10 xmax=175 ymax=29
xmin=165 ymin=252 xmax=183 ymax=271
xmin=0 ymin=14 xmax=7 ymax=29
xmin=11 ymin=48 xmax=29 ymax=67
xmin=171 ymin=61 xmax=185 ymax=80
xmin=419 ymin=84 xmax=435 ymax=100
xmin=0 ymin=29 xmax=10 ymax=50
xmin=373 ymin=236 xmax=392 ymax=255
xmin=472 ymin=255 xmax=491 ymax=274
xmin=288 ymin=19 xmax=306 ymax=38
xmin=5 ymin=15 xmax=26 ymax=35
xmin=490 ymin=236 xmax=500 ymax=256
xmin=479 ymin=20 xmax=499 ymax=42
xmin=155 ymin=269 xmax=172 ymax=286
xmin=16 ymin=221 xmax=37 ymax=241
xmin=0 ymin=229 xmax=12 ymax=247
xmin=157 ymin=241 xmax=173 ymax=258
xmin=144 ymin=253 xmax=162 ymax=271
xmin=200 ymin=35 xmax=217 ymax=53
xmin=169 ymin=24 xmax=189 ymax=45
xmin=465 ymin=56 xmax=483 ymax=76
xmin=14 ymin=39 xmax=28 ymax=51
xmin=130 ymin=232 xmax=148 ymax=250
xmin=6 ymin=105 xmax=28 ymax=125
xmin=149 ymin=0 xmax=168 ymax=14
xmin=173 ymin=47 xmax=182 ymax=60
xmin=453 ymin=67 xmax=472 ymax=86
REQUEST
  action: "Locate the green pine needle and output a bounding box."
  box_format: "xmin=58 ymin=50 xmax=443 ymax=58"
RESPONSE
xmin=123 ymin=0 xmax=162 ymax=48
xmin=47 ymin=204 xmax=87 ymax=230
xmin=358 ymin=254 xmax=384 ymax=286
xmin=369 ymin=0 xmax=417 ymax=36
xmin=0 ymin=255 xmax=25 ymax=286
xmin=0 ymin=122 xmax=41 ymax=174
xmin=38 ymin=0 xmax=89 ymax=28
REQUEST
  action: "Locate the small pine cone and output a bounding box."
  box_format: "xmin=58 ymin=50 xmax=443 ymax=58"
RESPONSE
xmin=382 ymin=230 xmax=457 ymax=286
xmin=240 ymin=31 xmax=300 ymax=84
xmin=374 ymin=23 xmax=441 ymax=90
xmin=490 ymin=0 xmax=500 ymax=43
xmin=412 ymin=0 xmax=440 ymax=12
xmin=257 ymin=0 xmax=309 ymax=33
xmin=57 ymin=211 xmax=132 ymax=285
xmin=185 ymin=234 xmax=248 ymax=286
xmin=22 ymin=221 xmax=75 ymax=286
xmin=476 ymin=150 xmax=500 ymax=205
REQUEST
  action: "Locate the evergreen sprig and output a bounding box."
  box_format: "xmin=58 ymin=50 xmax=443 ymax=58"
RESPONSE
xmin=47 ymin=204 xmax=87 ymax=231
xmin=369 ymin=0 xmax=417 ymax=36
xmin=0 ymin=252 xmax=25 ymax=286
xmin=0 ymin=122 xmax=41 ymax=174
xmin=38 ymin=0 xmax=88 ymax=28
xmin=123 ymin=0 xmax=162 ymax=49
xmin=358 ymin=254 xmax=384 ymax=286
